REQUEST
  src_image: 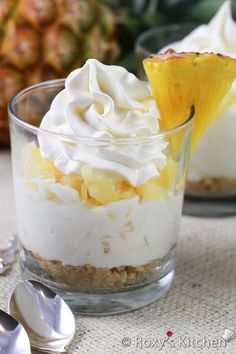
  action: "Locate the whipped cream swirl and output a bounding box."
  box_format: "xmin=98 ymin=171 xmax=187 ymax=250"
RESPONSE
xmin=39 ymin=59 xmax=166 ymax=186
xmin=166 ymin=1 xmax=236 ymax=56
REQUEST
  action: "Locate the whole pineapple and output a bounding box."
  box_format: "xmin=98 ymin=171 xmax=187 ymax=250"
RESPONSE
xmin=0 ymin=0 xmax=120 ymax=146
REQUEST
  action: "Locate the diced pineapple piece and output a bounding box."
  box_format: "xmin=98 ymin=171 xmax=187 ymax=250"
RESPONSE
xmin=80 ymin=164 xmax=93 ymax=183
xmin=87 ymin=197 xmax=101 ymax=207
xmin=81 ymin=166 xmax=137 ymax=205
xmin=158 ymin=158 xmax=178 ymax=189
xmin=119 ymin=180 xmax=136 ymax=200
xmin=88 ymin=178 xmax=120 ymax=204
xmin=80 ymin=183 xmax=88 ymax=202
xmin=136 ymin=178 xmax=167 ymax=201
xmin=59 ymin=173 xmax=82 ymax=192
xmin=22 ymin=142 xmax=57 ymax=180
xmin=136 ymin=158 xmax=179 ymax=201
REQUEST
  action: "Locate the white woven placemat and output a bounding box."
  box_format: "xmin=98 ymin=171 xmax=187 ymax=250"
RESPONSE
xmin=0 ymin=151 xmax=236 ymax=354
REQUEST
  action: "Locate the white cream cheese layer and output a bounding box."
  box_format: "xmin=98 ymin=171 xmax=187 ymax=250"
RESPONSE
xmin=39 ymin=59 xmax=167 ymax=186
xmin=164 ymin=1 xmax=236 ymax=180
xmin=188 ymin=105 xmax=236 ymax=180
xmin=15 ymin=177 xmax=182 ymax=268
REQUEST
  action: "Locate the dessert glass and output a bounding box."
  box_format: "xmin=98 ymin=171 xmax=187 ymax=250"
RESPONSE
xmin=135 ymin=24 xmax=236 ymax=217
xmin=9 ymin=79 xmax=193 ymax=314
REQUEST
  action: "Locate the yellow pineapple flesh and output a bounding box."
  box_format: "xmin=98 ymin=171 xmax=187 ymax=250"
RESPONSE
xmin=22 ymin=143 xmax=58 ymax=181
xmin=23 ymin=144 xmax=174 ymax=206
xmin=143 ymin=50 xmax=236 ymax=152
xmin=136 ymin=158 xmax=178 ymax=201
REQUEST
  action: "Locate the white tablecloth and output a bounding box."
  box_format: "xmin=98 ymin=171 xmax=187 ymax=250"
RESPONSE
xmin=0 ymin=151 xmax=236 ymax=353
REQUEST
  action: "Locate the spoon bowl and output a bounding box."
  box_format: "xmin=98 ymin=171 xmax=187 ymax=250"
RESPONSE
xmin=9 ymin=280 xmax=75 ymax=353
xmin=0 ymin=309 xmax=31 ymax=354
xmin=0 ymin=235 xmax=18 ymax=274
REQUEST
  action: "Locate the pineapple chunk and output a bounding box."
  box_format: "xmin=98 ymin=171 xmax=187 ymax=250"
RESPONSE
xmin=88 ymin=179 xmax=120 ymax=205
xmin=81 ymin=165 xmax=136 ymax=205
xmin=158 ymin=158 xmax=178 ymax=189
xmin=136 ymin=158 xmax=179 ymax=201
xmin=119 ymin=180 xmax=136 ymax=200
xmin=22 ymin=142 xmax=57 ymax=180
xmin=136 ymin=178 xmax=167 ymax=201
xmin=59 ymin=173 xmax=82 ymax=192
xmin=80 ymin=164 xmax=93 ymax=183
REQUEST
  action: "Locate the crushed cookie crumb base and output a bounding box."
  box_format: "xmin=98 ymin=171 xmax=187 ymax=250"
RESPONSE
xmin=32 ymin=252 xmax=161 ymax=291
xmin=186 ymin=177 xmax=236 ymax=196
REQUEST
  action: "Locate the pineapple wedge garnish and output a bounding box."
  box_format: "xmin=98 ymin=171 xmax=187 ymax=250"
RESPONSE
xmin=143 ymin=50 xmax=236 ymax=152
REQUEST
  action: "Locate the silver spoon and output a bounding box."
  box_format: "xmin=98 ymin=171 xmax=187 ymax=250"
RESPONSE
xmin=0 ymin=235 xmax=18 ymax=275
xmin=8 ymin=280 xmax=76 ymax=353
xmin=0 ymin=309 xmax=31 ymax=354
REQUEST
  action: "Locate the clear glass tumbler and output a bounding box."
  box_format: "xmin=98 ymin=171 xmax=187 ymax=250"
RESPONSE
xmin=9 ymin=80 xmax=193 ymax=314
xmin=136 ymin=24 xmax=236 ymax=217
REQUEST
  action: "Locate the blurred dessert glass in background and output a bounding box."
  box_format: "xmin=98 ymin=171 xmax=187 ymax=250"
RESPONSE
xmin=135 ymin=1 xmax=236 ymax=216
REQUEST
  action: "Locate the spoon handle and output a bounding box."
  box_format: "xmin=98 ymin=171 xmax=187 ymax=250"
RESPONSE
xmin=32 ymin=351 xmax=68 ymax=354
xmin=0 ymin=235 xmax=18 ymax=274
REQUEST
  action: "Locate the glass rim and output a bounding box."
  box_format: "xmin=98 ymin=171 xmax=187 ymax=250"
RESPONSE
xmin=8 ymin=78 xmax=194 ymax=144
xmin=135 ymin=23 xmax=196 ymax=57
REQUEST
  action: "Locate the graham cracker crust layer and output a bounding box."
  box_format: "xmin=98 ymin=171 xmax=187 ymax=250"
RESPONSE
xmin=186 ymin=176 xmax=236 ymax=196
xmin=33 ymin=253 xmax=160 ymax=290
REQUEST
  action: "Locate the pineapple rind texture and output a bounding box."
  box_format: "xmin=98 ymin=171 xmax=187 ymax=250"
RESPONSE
xmin=0 ymin=0 xmax=120 ymax=145
xmin=22 ymin=143 xmax=179 ymax=206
